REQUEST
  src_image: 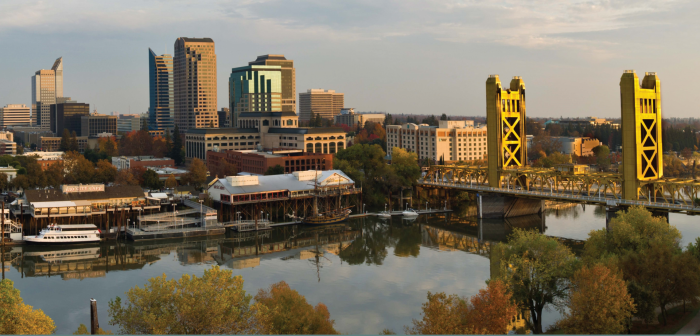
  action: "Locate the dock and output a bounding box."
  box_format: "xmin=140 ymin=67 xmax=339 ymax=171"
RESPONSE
xmin=125 ymin=225 xmax=226 ymax=241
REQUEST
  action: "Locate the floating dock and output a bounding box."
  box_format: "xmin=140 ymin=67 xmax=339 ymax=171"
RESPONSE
xmin=126 ymin=226 xmax=226 ymax=241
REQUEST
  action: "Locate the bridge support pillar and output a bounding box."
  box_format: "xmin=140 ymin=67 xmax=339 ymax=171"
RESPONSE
xmin=477 ymin=193 xmax=542 ymax=219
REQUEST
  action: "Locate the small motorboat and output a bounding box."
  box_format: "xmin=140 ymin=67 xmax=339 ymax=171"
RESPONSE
xmin=377 ymin=204 xmax=392 ymax=218
xmin=402 ymin=208 xmax=419 ymax=217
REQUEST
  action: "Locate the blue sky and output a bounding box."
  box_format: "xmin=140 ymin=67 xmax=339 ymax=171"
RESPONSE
xmin=1 ymin=0 xmax=699 ymax=118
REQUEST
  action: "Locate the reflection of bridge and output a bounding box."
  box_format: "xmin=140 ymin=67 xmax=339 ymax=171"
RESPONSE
xmin=419 ymin=72 xmax=700 ymax=217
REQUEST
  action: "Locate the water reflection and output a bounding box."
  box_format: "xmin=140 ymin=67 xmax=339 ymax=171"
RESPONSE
xmin=0 ymin=205 xmax=625 ymax=334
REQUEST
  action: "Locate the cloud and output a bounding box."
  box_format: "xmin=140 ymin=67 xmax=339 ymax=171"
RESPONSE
xmin=0 ymin=0 xmax=688 ymax=54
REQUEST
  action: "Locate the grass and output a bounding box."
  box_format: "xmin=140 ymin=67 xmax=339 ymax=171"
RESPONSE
xmin=631 ymin=303 xmax=700 ymax=335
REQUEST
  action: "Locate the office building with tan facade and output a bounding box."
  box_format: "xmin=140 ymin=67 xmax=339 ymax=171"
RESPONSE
xmin=31 ymin=57 xmax=63 ymax=129
xmin=386 ymin=120 xmax=487 ymax=163
xmin=299 ymin=89 xmax=344 ymax=121
xmin=0 ymin=104 xmax=31 ymax=128
xmin=174 ymin=37 xmax=218 ymax=131
xmin=334 ymin=108 xmax=385 ymax=128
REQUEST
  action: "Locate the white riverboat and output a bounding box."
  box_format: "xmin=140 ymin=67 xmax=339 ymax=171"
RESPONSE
xmin=24 ymin=224 xmax=101 ymax=244
xmin=1 ymin=208 xmax=22 ymax=242
xmin=25 ymin=247 xmax=101 ymax=262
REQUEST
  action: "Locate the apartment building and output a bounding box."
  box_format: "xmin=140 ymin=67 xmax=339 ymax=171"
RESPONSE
xmin=386 ymin=120 xmax=487 ymax=163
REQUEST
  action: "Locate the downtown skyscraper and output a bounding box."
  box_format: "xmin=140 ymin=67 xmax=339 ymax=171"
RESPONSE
xmin=148 ymin=48 xmax=174 ymax=131
xmin=248 ymin=55 xmax=296 ymax=114
xmin=31 ymin=57 xmax=63 ymax=129
xmin=173 ymin=37 xmax=218 ymax=131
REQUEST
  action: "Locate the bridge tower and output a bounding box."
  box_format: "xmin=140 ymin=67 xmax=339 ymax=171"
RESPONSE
xmin=620 ymin=70 xmax=663 ymax=200
xmin=486 ymin=75 xmax=527 ymax=187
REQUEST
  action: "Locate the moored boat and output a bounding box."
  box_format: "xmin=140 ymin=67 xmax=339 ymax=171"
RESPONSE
xmin=24 ymin=224 xmax=101 ymax=244
xmin=402 ymin=208 xmax=419 ymax=217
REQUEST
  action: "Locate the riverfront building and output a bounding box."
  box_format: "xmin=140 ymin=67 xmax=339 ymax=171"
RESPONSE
xmin=299 ymin=89 xmax=344 ymax=121
xmin=0 ymin=104 xmax=31 ymax=128
xmin=148 ymin=49 xmax=174 ymax=132
xmin=386 ymin=120 xmax=487 ymax=162
xmin=174 ymin=37 xmax=218 ymax=130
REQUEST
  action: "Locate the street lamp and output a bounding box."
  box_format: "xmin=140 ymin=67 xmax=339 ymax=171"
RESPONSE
xmin=236 ymin=211 xmax=241 ymax=223
xmin=127 ymin=219 xmax=130 ymax=231
xmin=172 ymin=204 xmax=176 ymax=231
xmin=444 ymin=200 xmax=447 ymax=210
xmin=199 ymin=199 xmax=204 ymax=228
xmin=363 ymin=203 xmax=366 ymax=214
xmin=138 ymin=208 xmax=143 ymax=231
xmin=426 ymin=201 xmax=428 ymax=211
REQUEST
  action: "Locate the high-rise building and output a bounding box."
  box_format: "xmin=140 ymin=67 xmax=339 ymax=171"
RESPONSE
xmin=117 ymin=114 xmax=141 ymax=133
xmin=148 ymin=49 xmax=174 ymax=132
xmin=299 ymin=89 xmax=344 ymax=121
xmin=173 ymin=37 xmax=217 ymax=131
xmin=50 ymin=100 xmax=89 ymax=135
xmin=31 ymin=57 xmax=63 ymax=129
xmin=0 ymin=104 xmax=31 ymax=128
xmin=218 ymin=108 xmax=230 ymax=128
xmin=248 ymin=55 xmax=296 ymax=113
xmin=228 ymin=65 xmax=283 ymax=127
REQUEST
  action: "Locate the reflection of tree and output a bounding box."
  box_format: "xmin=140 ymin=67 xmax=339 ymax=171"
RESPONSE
xmin=393 ymin=224 xmax=422 ymax=258
xmin=338 ymin=219 xmax=398 ymax=265
xmin=593 ymin=205 xmax=607 ymax=219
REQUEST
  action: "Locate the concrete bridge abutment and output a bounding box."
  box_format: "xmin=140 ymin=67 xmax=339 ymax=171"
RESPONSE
xmin=476 ymin=193 xmax=542 ymax=219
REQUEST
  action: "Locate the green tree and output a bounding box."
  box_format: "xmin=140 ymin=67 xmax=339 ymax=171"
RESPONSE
xmin=495 ymin=229 xmax=578 ymax=334
xmin=0 ymin=279 xmax=56 ymax=334
xmin=440 ymin=113 xmax=448 ymax=121
xmin=60 ymin=129 xmax=71 ymax=151
xmin=315 ymin=114 xmax=323 ymax=128
xmin=556 ymin=264 xmax=635 ymax=334
xmin=334 ymin=144 xmax=392 ymax=207
xmin=164 ymin=131 xmax=173 ymax=160
xmin=108 ymin=266 xmax=270 ymax=334
xmin=264 ymin=164 xmax=284 ymax=175
xmin=142 ymin=169 xmax=163 ymax=190
xmin=171 ymin=125 xmax=184 ymax=165
xmin=16 ymin=145 xmax=23 ymax=155
xmin=592 ymin=145 xmax=611 ymax=171
xmin=384 ymin=113 xmax=394 ymax=126
xmin=254 ymin=281 xmax=338 ymax=334
xmin=421 ymin=115 xmax=439 ymax=127
xmin=583 ymin=206 xmax=700 ymax=324
xmin=0 ymin=173 xmax=8 ymax=191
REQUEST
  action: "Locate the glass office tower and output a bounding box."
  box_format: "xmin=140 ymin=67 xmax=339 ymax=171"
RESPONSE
xmin=148 ymin=49 xmax=174 ymax=131
xmin=228 ymin=65 xmax=282 ymax=127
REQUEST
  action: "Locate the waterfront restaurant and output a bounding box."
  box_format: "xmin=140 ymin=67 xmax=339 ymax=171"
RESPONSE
xmin=14 ymin=184 xmax=160 ymax=219
xmin=208 ymin=170 xmax=357 ymax=205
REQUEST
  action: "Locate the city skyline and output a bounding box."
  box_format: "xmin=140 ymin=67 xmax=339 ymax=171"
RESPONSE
xmin=1 ymin=1 xmax=700 ymax=119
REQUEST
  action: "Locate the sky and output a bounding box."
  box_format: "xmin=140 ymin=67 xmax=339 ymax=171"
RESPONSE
xmin=1 ymin=0 xmax=699 ymax=119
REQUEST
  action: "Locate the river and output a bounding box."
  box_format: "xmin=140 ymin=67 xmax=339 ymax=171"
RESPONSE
xmin=2 ymin=204 xmax=699 ymax=334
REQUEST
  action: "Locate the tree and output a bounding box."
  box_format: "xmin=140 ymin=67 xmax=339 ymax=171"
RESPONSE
xmin=583 ymin=206 xmax=699 ymax=324
xmin=171 ymin=125 xmax=184 ymax=165
xmin=11 ymin=175 xmax=29 ymax=191
xmin=334 ymin=144 xmax=392 ymax=207
xmin=254 ymin=281 xmax=338 ymax=334
xmin=384 ymin=113 xmax=394 ymax=126
xmin=114 ymin=169 xmax=139 ymax=186
xmin=108 ymin=266 xmax=270 ymax=334
xmin=0 ymin=173 xmax=7 ymax=191
xmin=440 ymin=113 xmax=448 ymax=121
xmin=421 ymin=115 xmax=438 ymax=127
xmin=556 ymin=265 xmax=635 ymax=334
xmin=45 ymin=161 xmax=65 ymax=188
xmin=0 ymin=279 xmax=56 ymax=334
xmin=69 ymin=131 xmax=80 ymax=152
xmin=93 ymin=159 xmax=117 ymax=184
xmin=183 ymin=158 xmax=207 ymax=190
xmin=63 ymin=151 xmax=95 ymax=184
xmin=164 ymin=174 xmax=178 ymax=189
xmin=592 ymin=145 xmax=611 ymax=171
xmin=74 ymin=323 xmax=112 ymax=334
xmin=464 ymin=280 xmax=518 ymax=334
xmin=164 ymin=131 xmax=173 ymax=159
xmin=16 ymin=145 xmax=23 ymax=155
xmin=264 ymin=164 xmax=284 ymax=176
xmin=495 ymin=229 xmax=578 ymax=334
xmin=406 ymin=292 xmax=468 ymax=334
xmin=60 ymin=129 xmax=71 ymax=151
xmin=315 ymin=114 xmax=323 ymax=128
xmin=142 ymin=169 xmax=162 ymax=190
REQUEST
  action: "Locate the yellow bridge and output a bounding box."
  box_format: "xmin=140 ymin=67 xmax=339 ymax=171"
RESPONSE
xmin=418 ymin=71 xmax=700 ymax=215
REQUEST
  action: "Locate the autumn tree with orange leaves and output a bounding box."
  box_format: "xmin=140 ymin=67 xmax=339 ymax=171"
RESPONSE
xmin=556 ymin=264 xmax=635 ymax=334
xmin=405 ymin=280 xmax=517 ymax=334
xmin=254 ymin=281 xmax=338 ymax=335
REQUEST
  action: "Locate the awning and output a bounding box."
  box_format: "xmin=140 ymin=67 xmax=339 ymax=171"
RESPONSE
xmin=31 ymin=201 xmax=77 ymax=208
xmin=151 ymin=193 xmax=169 ymax=199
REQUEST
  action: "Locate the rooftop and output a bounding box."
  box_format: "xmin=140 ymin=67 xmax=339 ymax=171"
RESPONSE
xmin=267 ymin=127 xmax=345 ymax=135
xmin=211 ymin=170 xmax=353 ymax=195
xmin=179 ymin=37 xmax=214 ymax=43
xmin=238 ymin=111 xmax=297 ymax=118
xmin=24 ymin=185 xmax=145 ymax=203
xmin=187 ymin=128 xmax=258 ymax=135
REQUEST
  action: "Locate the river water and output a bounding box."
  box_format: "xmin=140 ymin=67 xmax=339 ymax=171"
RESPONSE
xmin=2 ymin=204 xmax=699 ymax=334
